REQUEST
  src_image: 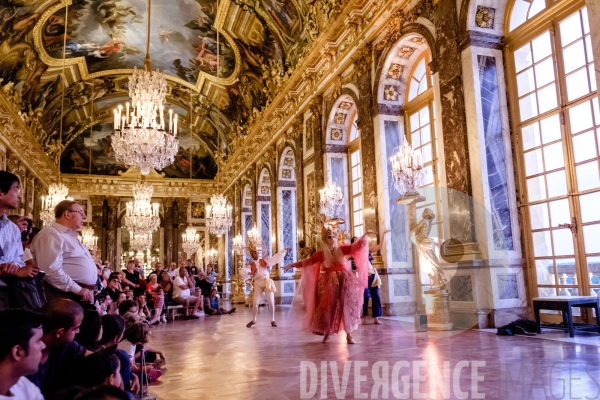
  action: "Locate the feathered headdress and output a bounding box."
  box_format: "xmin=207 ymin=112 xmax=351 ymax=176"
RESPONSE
xmin=244 ymin=226 xmax=267 ymax=256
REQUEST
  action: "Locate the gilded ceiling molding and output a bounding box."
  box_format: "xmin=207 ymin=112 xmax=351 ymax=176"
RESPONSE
xmin=61 ymin=174 xmax=217 ymax=198
xmin=218 ymin=0 xmax=415 ymax=189
xmin=0 ymin=92 xmax=58 ymax=186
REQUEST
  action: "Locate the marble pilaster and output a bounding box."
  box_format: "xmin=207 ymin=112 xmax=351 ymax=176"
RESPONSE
xmin=310 ymin=95 xmax=326 ymax=190
xmin=90 ymin=196 xmax=104 ymax=260
xmin=105 ymin=197 xmax=119 ymax=270
xmin=163 ymin=198 xmax=175 ymax=264
xmin=354 ymin=44 xmax=379 ymax=237
xmin=433 ymin=0 xmax=478 ymax=251
xmin=586 ymin=0 xmax=600 ymax=96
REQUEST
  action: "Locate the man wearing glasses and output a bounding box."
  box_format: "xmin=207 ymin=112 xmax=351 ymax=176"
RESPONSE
xmin=31 ymin=200 xmax=97 ymax=303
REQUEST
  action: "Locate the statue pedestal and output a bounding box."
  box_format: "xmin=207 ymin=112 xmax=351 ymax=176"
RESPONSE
xmin=424 ymin=289 xmax=454 ymax=331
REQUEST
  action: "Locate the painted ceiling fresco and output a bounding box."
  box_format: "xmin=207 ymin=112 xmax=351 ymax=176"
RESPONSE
xmin=42 ymin=0 xmax=235 ymax=84
xmin=0 ymin=0 xmax=311 ymax=179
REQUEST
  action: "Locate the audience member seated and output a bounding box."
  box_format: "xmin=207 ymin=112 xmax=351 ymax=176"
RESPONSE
xmin=51 ymin=384 xmax=130 ymax=400
xmin=74 ymin=307 xmax=102 ymax=351
xmin=98 ymin=315 xmax=139 ymax=397
xmin=103 ymin=276 xmax=121 ymax=303
xmin=166 ymin=262 xmax=178 ymax=278
xmin=134 ymin=292 xmax=154 ymax=324
xmin=204 ymin=288 xmax=236 ymax=315
xmin=160 ymin=272 xmax=173 ymax=298
xmin=145 ymin=273 xmax=165 ymax=324
xmin=107 ymin=292 xmax=126 ymax=315
xmin=94 ymin=292 xmax=112 ymax=316
xmin=151 ymin=262 xmax=164 ymax=283
xmin=120 ymin=261 xmax=141 ymax=293
xmin=28 ymin=298 xmax=91 ymax=397
xmin=117 ymin=323 xmax=163 ymax=385
xmin=197 ymin=264 xmax=218 ymax=297
xmin=121 ymin=285 xmax=134 ymax=301
xmin=173 ymin=267 xmax=204 ymax=319
xmin=0 ymin=309 xmax=45 ymax=400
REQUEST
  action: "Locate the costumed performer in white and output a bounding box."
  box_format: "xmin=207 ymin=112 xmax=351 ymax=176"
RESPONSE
xmin=245 ymin=229 xmax=291 ymax=328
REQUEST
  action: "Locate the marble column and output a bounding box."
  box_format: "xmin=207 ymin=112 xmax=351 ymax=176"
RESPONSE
xmin=162 ymin=198 xmax=175 ymax=264
xmin=294 ymin=134 xmax=305 ymax=247
xmin=310 ymin=95 xmax=326 ymax=190
xmin=586 ymin=0 xmax=600 ymax=95
xmin=433 ymin=0 xmax=478 ymax=254
xmin=105 ymin=197 xmax=119 ymax=271
xmin=354 ymin=44 xmax=379 ymax=238
xmin=176 ymin=198 xmax=189 ymax=263
xmin=90 ymin=195 xmax=104 ymax=259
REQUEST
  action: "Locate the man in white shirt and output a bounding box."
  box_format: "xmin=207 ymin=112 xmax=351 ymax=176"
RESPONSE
xmin=167 ymin=262 xmax=178 ymax=278
xmin=0 ymin=172 xmax=38 ymax=310
xmin=31 ymin=200 xmax=97 ymax=303
xmin=0 ymin=309 xmax=46 ymax=400
xmin=173 ymin=267 xmax=203 ymax=319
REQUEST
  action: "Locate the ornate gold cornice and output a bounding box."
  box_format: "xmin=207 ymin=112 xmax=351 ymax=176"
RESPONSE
xmin=219 ymin=0 xmax=417 ymax=189
xmin=0 ymin=92 xmax=58 ymax=186
xmin=61 ymin=174 xmax=218 ymax=199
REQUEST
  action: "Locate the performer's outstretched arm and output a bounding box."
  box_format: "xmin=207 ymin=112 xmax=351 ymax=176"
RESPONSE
xmin=263 ymin=247 xmax=291 ymax=267
xmin=283 ymin=251 xmax=322 ymax=271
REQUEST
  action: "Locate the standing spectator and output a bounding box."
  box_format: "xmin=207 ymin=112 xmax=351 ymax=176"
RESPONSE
xmin=5 ymin=212 xmax=43 ymax=311
xmin=0 ymin=172 xmax=29 ymax=310
xmin=0 ymin=309 xmax=45 ymax=400
xmin=172 ymin=267 xmax=203 ymax=319
xmin=31 ymin=200 xmax=97 ymax=303
xmin=120 ymin=261 xmax=141 ymax=292
xmin=28 ymin=298 xmax=91 ymax=396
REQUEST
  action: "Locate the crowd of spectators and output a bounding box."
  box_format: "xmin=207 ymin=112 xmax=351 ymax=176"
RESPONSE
xmin=0 ymin=171 xmax=235 ymax=399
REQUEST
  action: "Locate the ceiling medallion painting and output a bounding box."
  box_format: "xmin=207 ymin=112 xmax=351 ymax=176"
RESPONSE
xmin=39 ymin=0 xmax=237 ymax=86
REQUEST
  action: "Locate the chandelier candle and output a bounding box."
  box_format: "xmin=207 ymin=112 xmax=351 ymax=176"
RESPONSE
xmin=40 ymin=183 xmax=72 ymax=227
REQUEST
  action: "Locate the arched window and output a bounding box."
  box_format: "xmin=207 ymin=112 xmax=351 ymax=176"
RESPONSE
xmin=508 ymin=0 xmax=547 ymax=32
xmin=348 ymin=111 xmax=363 ymax=237
xmin=507 ymin=2 xmax=598 ymax=298
xmin=242 ymin=184 xmax=253 ymax=240
xmin=258 ymin=168 xmax=272 ymax=256
xmin=279 ymin=147 xmax=298 ymax=266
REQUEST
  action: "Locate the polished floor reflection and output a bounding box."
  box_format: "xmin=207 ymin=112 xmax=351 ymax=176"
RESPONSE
xmin=148 ymin=304 xmax=600 ymax=399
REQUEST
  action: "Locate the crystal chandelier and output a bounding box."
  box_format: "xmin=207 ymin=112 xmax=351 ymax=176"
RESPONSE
xmin=111 ymin=67 xmax=179 ymax=175
xmin=390 ymin=141 xmax=425 ymax=197
xmin=182 ymin=226 xmax=200 ymax=257
xmin=206 ymin=194 xmax=232 ymax=237
xmin=79 ymin=225 xmax=98 ymax=252
xmin=40 ymin=183 xmax=72 ymax=227
xmin=130 ymin=231 xmax=153 ymax=252
xmin=207 ymin=248 xmax=218 ymax=264
xmin=232 ymin=234 xmax=244 ymax=254
xmin=124 ymin=183 xmax=160 ymax=235
xmin=319 ymin=181 xmax=344 ymax=220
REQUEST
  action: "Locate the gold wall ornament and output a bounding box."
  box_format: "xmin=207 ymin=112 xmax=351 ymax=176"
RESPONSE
xmin=398 ymin=46 xmax=416 ymax=59
xmin=352 ymin=43 xmax=373 ymax=77
xmin=388 ymin=63 xmax=404 ymax=80
xmin=475 ymin=6 xmax=495 ymax=29
xmin=384 ymin=85 xmax=399 ymax=101
xmin=373 ymin=0 xmax=434 ymax=54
